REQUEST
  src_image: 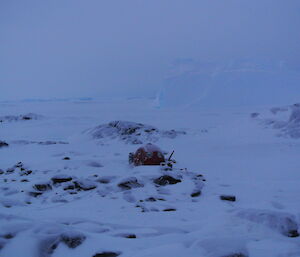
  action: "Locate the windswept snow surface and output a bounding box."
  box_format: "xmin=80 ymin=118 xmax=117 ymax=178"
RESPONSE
xmin=1 ymin=98 xmax=300 ymax=257
xmin=156 ymin=59 xmax=300 ymax=108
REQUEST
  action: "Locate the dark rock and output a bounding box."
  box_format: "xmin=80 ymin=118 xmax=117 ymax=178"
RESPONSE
xmin=153 ymin=175 xmax=181 ymax=186
xmin=6 ymin=168 xmax=14 ymax=173
xmin=63 ymin=184 xmax=76 ymax=191
xmin=51 ymin=175 xmax=72 ymax=184
xmin=63 ymin=157 xmax=71 ymax=160
xmin=14 ymin=162 xmax=23 ymax=168
xmin=222 ymin=254 xmax=247 ymax=257
xmin=33 ymin=183 xmax=52 ymax=191
xmin=29 ymin=192 xmax=43 ymax=197
xmin=2 ymin=233 xmax=14 ymax=239
xmin=0 ymin=141 xmax=9 ymax=148
xmin=93 ymin=252 xmax=120 ymax=257
xmin=287 ymin=230 xmax=299 ymax=238
xmin=60 ymin=232 xmax=86 ymax=249
xmin=124 ymin=234 xmax=136 ymax=239
xmin=145 ymin=197 xmax=157 ymax=202
xmin=38 ymin=141 xmax=68 ymax=145
xmin=160 ymin=160 xmax=174 ymax=171
xmin=73 ymin=180 xmax=97 ymax=191
xmin=21 ymin=116 xmax=32 ymax=120
xmin=0 ymin=169 xmax=4 ymax=175
xmin=39 ymin=236 xmax=60 ymax=256
xmin=20 ymin=170 xmax=32 ymax=176
xmin=220 ymin=195 xmax=236 ymax=202
xmin=191 ymin=191 xmax=201 ymax=197
xmin=163 ymin=208 xmax=176 ymax=212
xmin=0 ymin=113 xmax=42 ymax=123
xmin=118 ymin=177 xmax=143 ymax=190
xmin=128 ymin=152 xmax=134 ymax=164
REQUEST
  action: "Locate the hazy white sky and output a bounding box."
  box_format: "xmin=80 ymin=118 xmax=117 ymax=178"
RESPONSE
xmin=1 ymin=0 xmax=299 ymax=100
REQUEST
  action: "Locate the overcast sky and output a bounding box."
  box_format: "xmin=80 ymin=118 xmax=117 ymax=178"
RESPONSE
xmin=1 ymin=0 xmax=299 ymax=100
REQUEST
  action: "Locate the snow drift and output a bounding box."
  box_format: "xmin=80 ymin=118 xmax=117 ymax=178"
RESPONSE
xmin=156 ymin=59 xmax=300 ymax=108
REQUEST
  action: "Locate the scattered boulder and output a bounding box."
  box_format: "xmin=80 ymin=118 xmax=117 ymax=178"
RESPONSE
xmin=21 ymin=114 xmax=33 ymax=120
xmin=145 ymin=197 xmax=157 ymax=202
xmin=33 ymin=183 xmax=52 ymax=191
xmin=29 ymin=191 xmax=43 ymax=197
xmin=153 ymin=175 xmax=181 ymax=186
xmin=14 ymin=162 xmax=23 ymax=168
xmin=118 ymin=177 xmax=144 ymax=190
xmin=220 ymin=195 xmax=236 ymax=202
xmin=6 ymin=168 xmax=14 ymax=174
xmin=93 ymin=252 xmax=120 ymax=257
xmin=19 ymin=169 xmax=32 ymax=176
xmin=51 ymin=175 xmax=73 ymax=184
xmin=39 ymin=236 xmax=60 ymax=256
xmin=60 ymin=231 xmax=86 ymax=249
xmin=0 ymin=113 xmax=42 ymax=122
xmin=11 ymin=140 xmax=68 ymax=145
xmin=73 ymin=179 xmax=97 ymax=191
xmin=129 ymin=143 xmax=165 ymax=166
xmin=191 ymin=191 xmax=201 ymax=197
xmin=2 ymin=233 xmax=14 ymax=239
xmin=222 ymin=254 xmax=247 ymax=257
xmin=121 ymin=234 xmax=136 ymax=239
xmin=39 ymin=231 xmax=85 ymax=256
xmin=38 ymin=141 xmax=68 ymax=145
xmin=0 ymin=141 xmax=9 ymax=148
xmin=163 ymin=208 xmax=176 ymax=212
xmin=63 ymin=183 xmax=76 ymax=191
xmin=287 ymin=230 xmax=299 ymax=238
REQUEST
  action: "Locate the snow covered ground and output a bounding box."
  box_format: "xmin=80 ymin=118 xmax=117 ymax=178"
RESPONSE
xmin=1 ymin=98 xmax=300 ymax=257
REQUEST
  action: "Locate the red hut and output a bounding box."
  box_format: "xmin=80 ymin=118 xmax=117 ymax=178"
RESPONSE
xmin=129 ymin=143 xmax=165 ymax=166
